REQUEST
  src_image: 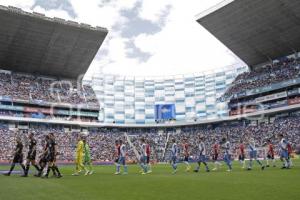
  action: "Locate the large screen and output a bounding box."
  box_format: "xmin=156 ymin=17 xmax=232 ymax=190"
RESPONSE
xmin=155 ymin=104 xmax=176 ymax=120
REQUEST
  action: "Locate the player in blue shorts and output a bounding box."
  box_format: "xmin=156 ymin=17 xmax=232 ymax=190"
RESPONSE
xmin=115 ymin=140 xmax=128 ymax=175
xmin=221 ymin=137 xmax=232 ymax=172
xmin=194 ymin=136 xmax=209 ymax=173
xmin=278 ymin=134 xmax=291 ymax=169
xmin=139 ymin=138 xmax=149 ymax=174
xmin=247 ymin=138 xmax=265 ymax=171
xmin=170 ymin=138 xmax=178 ymax=174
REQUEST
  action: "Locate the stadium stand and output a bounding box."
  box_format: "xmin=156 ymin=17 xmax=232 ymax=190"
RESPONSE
xmin=0 ymin=70 xmax=99 ymax=107
xmin=0 ymin=5 xmax=107 ymax=125
xmin=222 ymin=54 xmax=300 ymax=117
xmin=223 ymin=57 xmax=300 ymax=99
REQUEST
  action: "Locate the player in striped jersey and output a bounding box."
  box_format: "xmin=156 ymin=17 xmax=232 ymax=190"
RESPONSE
xmin=114 ymin=140 xmax=120 ymax=174
xmin=139 ymin=138 xmax=149 ymax=175
xmin=182 ymin=138 xmax=191 ymax=172
xmin=212 ymin=139 xmax=222 ymax=171
xmin=35 ymin=135 xmax=50 ymax=177
xmin=238 ymin=140 xmax=246 ymax=169
xmin=22 ymin=132 xmax=40 ymax=177
xmin=115 ymin=140 xmax=128 ymax=175
xmin=287 ymin=142 xmax=293 ymax=167
xmin=146 ymin=140 xmax=152 ymax=173
xmin=247 ymin=138 xmax=265 ymax=171
xmin=170 ymin=139 xmax=178 ymax=174
xmin=194 ymin=136 xmax=209 ymax=173
xmin=266 ymin=139 xmax=276 ymax=168
xmin=278 ymin=134 xmax=291 ymax=169
xmin=221 ymin=137 xmax=232 ymax=172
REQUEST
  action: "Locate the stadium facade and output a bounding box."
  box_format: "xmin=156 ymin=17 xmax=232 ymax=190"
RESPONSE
xmin=91 ymin=66 xmax=247 ymax=124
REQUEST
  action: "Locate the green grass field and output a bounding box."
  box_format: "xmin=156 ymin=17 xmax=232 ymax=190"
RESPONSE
xmin=0 ymin=160 xmax=299 ymax=200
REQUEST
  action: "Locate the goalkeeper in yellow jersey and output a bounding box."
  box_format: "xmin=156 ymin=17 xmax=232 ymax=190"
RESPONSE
xmin=83 ymin=137 xmax=93 ymax=175
xmin=72 ymin=134 xmax=87 ymax=176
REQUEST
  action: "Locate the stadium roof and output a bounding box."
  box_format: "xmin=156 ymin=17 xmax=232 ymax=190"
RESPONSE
xmin=197 ymin=0 xmax=300 ymax=68
xmin=0 ymin=5 xmax=108 ymax=79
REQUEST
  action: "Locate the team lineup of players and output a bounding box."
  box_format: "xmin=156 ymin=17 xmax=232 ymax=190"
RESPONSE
xmin=3 ymin=132 xmax=93 ymax=178
xmin=3 ymin=132 xmax=293 ymax=177
xmin=113 ymin=133 xmax=293 ymax=175
xmin=3 ymin=132 xmax=62 ymax=178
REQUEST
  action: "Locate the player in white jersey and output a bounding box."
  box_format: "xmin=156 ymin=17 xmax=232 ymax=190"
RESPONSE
xmin=115 ymin=140 xmax=128 ymax=175
xmin=221 ymin=137 xmax=232 ymax=172
xmin=277 ymin=134 xmax=291 ymax=169
xmin=194 ymin=136 xmax=209 ymax=173
xmin=170 ymin=138 xmax=178 ymax=174
xmin=247 ymin=138 xmax=265 ymax=170
xmin=139 ymin=138 xmax=149 ymax=174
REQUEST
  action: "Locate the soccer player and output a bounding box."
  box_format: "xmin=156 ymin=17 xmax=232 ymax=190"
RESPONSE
xmin=49 ymin=133 xmax=62 ymax=177
xmin=72 ymin=134 xmax=87 ymax=176
xmin=221 ymin=137 xmax=232 ymax=172
xmin=212 ymin=139 xmax=222 ymax=171
xmin=22 ymin=132 xmax=40 ymax=177
xmin=115 ymin=140 xmax=128 ymax=175
xmin=170 ymin=138 xmax=178 ymax=174
xmin=238 ymin=139 xmax=246 ymax=169
xmin=266 ymin=139 xmax=276 ymax=167
xmin=146 ymin=140 xmax=152 ymax=173
xmin=3 ymin=136 xmax=26 ymax=176
xmin=114 ymin=140 xmax=121 ymax=174
xmin=194 ymin=136 xmax=209 ymax=173
xmin=287 ymin=142 xmax=293 ymax=167
xmin=139 ymin=138 xmax=149 ymax=174
xmin=278 ymin=134 xmax=291 ymax=169
xmin=247 ymin=138 xmax=265 ymax=171
xmin=83 ymin=137 xmax=93 ymax=175
xmin=82 ymin=137 xmax=94 ymax=176
xmin=182 ymin=138 xmax=191 ymax=172
xmin=35 ymin=135 xmax=50 ymax=177
xmin=43 ymin=133 xmax=62 ymax=178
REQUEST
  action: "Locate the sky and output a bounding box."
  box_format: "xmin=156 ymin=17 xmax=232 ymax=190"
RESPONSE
xmin=0 ymin=0 xmax=246 ymax=78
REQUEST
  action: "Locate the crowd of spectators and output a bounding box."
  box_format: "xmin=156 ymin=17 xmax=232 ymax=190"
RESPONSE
xmin=0 ymin=110 xmax=98 ymax=122
xmin=0 ymin=114 xmax=299 ymax=163
xmin=223 ymin=57 xmax=300 ymax=99
xmin=0 ymin=71 xmax=98 ymax=107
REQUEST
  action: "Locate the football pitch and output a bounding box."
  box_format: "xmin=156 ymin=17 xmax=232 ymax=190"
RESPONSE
xmin=0 ymin=161 xmax=299 ymax=200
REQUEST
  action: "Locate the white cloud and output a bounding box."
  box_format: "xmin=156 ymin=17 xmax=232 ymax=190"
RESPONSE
xmin=138 ymin=0 xmax=173 ymax=23
xmin=102 ymin=0 xmax=245 ymax=76
xmin=70 ymin=0 xmax=138 ymax=29
xmin=0 ymin=0 xmax=34 ymax=11
xmin=33 ymin=5 xmax=72 ymax=20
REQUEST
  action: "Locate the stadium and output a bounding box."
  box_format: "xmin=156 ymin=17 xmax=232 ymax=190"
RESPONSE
xmin=0 ymin=0 xmax=300 ymax=200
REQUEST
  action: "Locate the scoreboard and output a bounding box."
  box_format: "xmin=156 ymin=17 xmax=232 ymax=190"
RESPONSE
xmin=155 ymin=104 xmax=176 ymax=120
